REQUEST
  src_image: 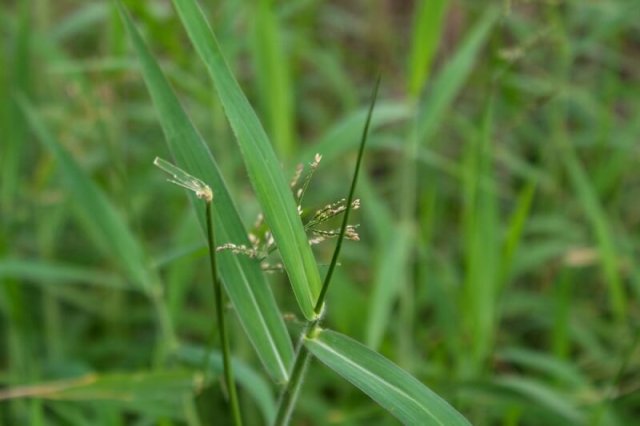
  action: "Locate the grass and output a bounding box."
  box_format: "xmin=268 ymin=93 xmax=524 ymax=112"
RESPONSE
xmin=2 ymin=0 xmax=640 ymax=425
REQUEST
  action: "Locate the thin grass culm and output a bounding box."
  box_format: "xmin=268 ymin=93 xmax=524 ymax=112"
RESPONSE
xmin=153 ymin=157 xmax=243 ymax=426
xmin=274 ymin=76 xmax=381 ymax=425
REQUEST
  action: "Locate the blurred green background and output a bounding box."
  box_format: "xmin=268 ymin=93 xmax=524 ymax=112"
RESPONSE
xmin=2 ymin=0 xmax=640 ymax=424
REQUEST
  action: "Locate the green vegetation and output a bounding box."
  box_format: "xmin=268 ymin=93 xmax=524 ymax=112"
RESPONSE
xmin=1 ymin=0 xmax=639 ymax=424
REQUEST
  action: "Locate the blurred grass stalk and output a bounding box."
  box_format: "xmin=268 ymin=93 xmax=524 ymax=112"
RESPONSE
xmin=395 ymin=0 xmax=449 ymax=367
xmin=2 ymin=2 xmax=59 ymax=422
xmin=548 ymin=6 xmax=626 ymax=321
xmin=251 ymin=0 xmax=295 ymax=162
xmin=153 ymin=157 xmax=243 ymax=425
xmin=396 ymin=3 xmax=501 ymax=375
xmin=19 ymin=98 xmax=178 ymax=363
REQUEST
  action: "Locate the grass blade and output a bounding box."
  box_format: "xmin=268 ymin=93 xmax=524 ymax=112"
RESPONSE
xmin=305 ymin=329 xmax=471 ymax=425
xmin=418 ymin=7 xmax=498 ymax=144
xmin=117 ymin=2 xmax=294 ymax=382
xmin=500 ymin=181 xmax=537 ymax=285
xmin=0 ymin=371 xmax=198 ymax=420
xmin=407 ymin=0 xmax=449 ymax=97
xmin=18 ymin=97 xmax=153 ymax=294
xmin=0 ymin=0 xmax=30 ymax=213
xmin=563 ymin=146 xmax=625 ymax=319
xmin=171 ymin=0 xmax=322 ymax=320
xmin=18 ymin=95 xmax=177 ymax=357
xmin=0 ymin=259 xmax=130 ymax=290
xmin=491 ymin=376 xmax=585 ymax=424
xmin=365 ymin=225 xmax=412 ymax=349
xmin=251 ymin=0 xmax=294 ymax=160
xmin=461 ymin=96 xmax=499 ymax=368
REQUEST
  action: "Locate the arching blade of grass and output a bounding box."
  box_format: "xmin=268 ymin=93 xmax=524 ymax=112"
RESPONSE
xmin=117 ymin=2 xmax=293 ymax=383
xmin=0 ymin=259 xmax=131 ymax=291
xmin=1 ymin=0 xmax=30 ymax=213
xmin=365 ymin=224 xmax=412 ymax=349
xmin=461 ymin=96 xmax=499 ymax=369
xmin=18 ymin=96 xmax=176 ymax=357
xmin=500 ymin=181 xmax=536 ymax=286
xmin=305 ymin=329 xmax=471 ymax=426
xmin=170 ymin=0 xmax=322 ymax=320
xmin=0 ymin=371 xmax=198 ymax=420
xmin=418 ymin=7 xmax=498 ymax=144
xmin=50 ymin=2 xmax=108 ymax=43
xmin=18 ymin=97 xmax=153 ymax=295
xmin=490 ymin=377 xmax=585 ymax=424
xmin=562 ymin=145 xmax=625 ymax=320
xmin=407 ymin=0 xmax=449 ymax=98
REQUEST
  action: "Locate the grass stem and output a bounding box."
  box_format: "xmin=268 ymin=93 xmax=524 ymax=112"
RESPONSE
xmin=206 ymin=202 xmax=243 ymax=426
xmin=273 ymin=323 xmax=314 ymax=425
xmin=314 ymin=76 xmax=380 ymax=315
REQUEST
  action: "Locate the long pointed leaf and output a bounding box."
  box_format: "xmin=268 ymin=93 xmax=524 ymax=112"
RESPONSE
xmin=18 ymin=97 xmax=152 ymax=293
xmin=171 ymin=0 xmax=322 ymax=320
xmin=0 ymin=371 xmax=198 ymax=420
xmin=117 ymin=2 xmax=293 ymax=383
xmin=418 ymin=7 xmax=498 ymax=144
xmin=366 ymin=225 xmax=412 ymax=349
xmin=0 ymin=259 xmax=130 ymax=290
xmin=305 ymin=329 xmax=470 ymax=425
xmin=407 ymin=0 xmax=449 ymax=97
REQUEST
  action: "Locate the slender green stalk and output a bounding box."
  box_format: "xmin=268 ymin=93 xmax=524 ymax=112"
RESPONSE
xmin=314 ymin=76 xmax=380 ymax=315
xmin=206 ymin=201 xmax=243 ymax=426
xmin=273 ymin=324 xmax=313 ymax=425
xmin=274 ymin=77 xmax=380 ymax=425
xmin=153 ymin=157 xmax=241 ymax=421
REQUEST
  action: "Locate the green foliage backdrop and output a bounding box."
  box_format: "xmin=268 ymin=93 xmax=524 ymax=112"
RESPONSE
xmin=1 ymin=0 xmax=639 ymax=424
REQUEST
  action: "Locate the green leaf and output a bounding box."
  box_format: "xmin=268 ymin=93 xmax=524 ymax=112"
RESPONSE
xmin=366 ymin=225 xmax=413 ymax=349
xmin=491 ymin=376 xmax=585 ymax=424
xmin=117 ymin=2 xmax=293 ymax=383
xmin=170 ymin=0 xmax=322 ymax=320
xmin=563 ymin=146 xmax=625 ymax=318
xmin=407 ymin=0 xmax=449 ymax=97
xmin=305 ymin=329 xmax=470 ymax=425
xmin=0 ymin=371 xmax=198 ymax=420
xmin=418 ymin=7 xmax=498 ymax=144
xmin=0 ymin=258 xmax=130 ymax=290
xmin=18 ymin=97 xmax=153 ymax=294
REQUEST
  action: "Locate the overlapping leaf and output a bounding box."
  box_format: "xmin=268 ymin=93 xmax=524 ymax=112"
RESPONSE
xmin=170 ymin=0 xmax=322 ymax=319
xmin=117 ymin=2 xmax=293 ymax=382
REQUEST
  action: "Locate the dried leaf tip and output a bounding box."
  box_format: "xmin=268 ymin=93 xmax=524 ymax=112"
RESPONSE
xmin=153 ymin=157 xmax=213 ymax=202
